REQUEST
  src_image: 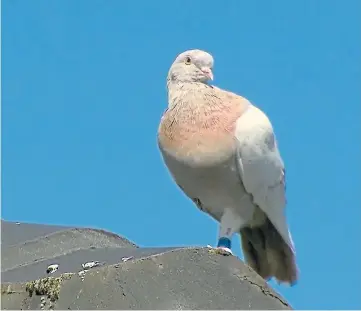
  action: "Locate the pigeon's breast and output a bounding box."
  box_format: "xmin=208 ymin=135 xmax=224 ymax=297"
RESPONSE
xmin=158 ymin=102 xmax=244 ymax=167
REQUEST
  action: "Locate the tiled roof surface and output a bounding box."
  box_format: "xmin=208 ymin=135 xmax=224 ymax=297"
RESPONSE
xmin=1 ymin=220 xmax=291 ymax=310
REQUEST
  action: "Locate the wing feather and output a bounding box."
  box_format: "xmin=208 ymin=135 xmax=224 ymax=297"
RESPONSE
xmin=235 ymin=105 xmax=295 ymax=252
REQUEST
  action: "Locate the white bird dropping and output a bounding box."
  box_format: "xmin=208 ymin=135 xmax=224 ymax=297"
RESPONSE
xmin=46 ymin=264 xmax=59 ymax=274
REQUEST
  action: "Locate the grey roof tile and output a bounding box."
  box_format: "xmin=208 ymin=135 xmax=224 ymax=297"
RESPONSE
xmin=1 ymin=220 xmax=292 ymax=310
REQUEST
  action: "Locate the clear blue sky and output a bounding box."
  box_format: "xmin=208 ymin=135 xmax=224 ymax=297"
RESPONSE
xmin=2 ymin=0 xmax=360 ymax=309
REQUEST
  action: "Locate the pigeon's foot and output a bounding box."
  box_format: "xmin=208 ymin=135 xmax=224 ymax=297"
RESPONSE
xmin=207 ymin=236 xmax=233 ymax=256
xmin=208 ymin=246 xmax=233 ymax=256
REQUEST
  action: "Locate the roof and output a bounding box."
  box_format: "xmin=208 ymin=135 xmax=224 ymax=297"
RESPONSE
xmin=1 ymin=220 xmax=292 ymax=309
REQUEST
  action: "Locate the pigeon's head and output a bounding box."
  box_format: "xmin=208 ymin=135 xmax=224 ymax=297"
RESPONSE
xmin=167 ymin=49 xmax=214 ymax=84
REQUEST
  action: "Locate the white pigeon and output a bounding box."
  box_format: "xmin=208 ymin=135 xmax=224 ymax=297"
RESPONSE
xmin=157 ymin=49 xmax=298 ymax=285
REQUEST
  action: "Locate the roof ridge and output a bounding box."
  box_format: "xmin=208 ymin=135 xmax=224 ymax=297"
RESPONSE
xmin=2 ymin=228 xmax=136 ymax=272
xmin=2 ymin=245 xmax=131 ymax=273
xmin=3 ymin=227 xmax=137 ymax=248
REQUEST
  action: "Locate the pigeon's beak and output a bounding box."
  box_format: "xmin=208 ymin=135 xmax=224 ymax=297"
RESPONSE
xmin=201 ymin=67 xmax=214 ymax=81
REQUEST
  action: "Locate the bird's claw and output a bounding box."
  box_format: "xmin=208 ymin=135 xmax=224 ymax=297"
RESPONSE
xmin=208 ymin=246 xmax=233 ymax=256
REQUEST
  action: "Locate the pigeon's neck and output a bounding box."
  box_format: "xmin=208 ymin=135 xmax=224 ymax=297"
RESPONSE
xmin=167 ymin=81 xmax=211 ymax=109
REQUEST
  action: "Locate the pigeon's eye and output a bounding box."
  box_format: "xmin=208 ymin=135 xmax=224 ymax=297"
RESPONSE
xmin=185 ymin=57 xmax=192 ymax=65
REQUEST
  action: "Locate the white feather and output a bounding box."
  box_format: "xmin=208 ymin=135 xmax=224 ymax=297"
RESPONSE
xmin=235 ymin=104 xmax=295 ymax=253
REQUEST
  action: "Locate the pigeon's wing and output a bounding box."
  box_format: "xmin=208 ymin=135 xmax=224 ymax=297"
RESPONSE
xmin=234 ymin=105 xmax=295 ymax=252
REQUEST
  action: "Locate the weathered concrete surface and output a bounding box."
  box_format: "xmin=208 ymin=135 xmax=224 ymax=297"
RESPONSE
xmin=1 ymin=220 xmax=292 ymax=310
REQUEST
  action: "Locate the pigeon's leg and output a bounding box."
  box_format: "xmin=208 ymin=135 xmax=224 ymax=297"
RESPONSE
xmin=211 ymin=208 xmax=244 ymax=256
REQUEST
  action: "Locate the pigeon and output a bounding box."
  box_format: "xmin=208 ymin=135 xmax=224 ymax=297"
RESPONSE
xmin=157 ymin=49 xmax=298 ymax=285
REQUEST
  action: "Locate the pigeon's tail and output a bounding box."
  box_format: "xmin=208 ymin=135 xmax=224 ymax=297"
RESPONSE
xmin=240 ymin=217 xmax=298 ymax=285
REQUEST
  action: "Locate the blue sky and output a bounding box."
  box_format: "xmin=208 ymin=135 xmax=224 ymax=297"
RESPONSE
xmin=2 ymin=0 xmax=360 ymax=309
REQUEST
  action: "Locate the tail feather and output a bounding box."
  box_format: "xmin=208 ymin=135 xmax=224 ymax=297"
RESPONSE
xmin=240 ymin=217 xmax=298 ymax=285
